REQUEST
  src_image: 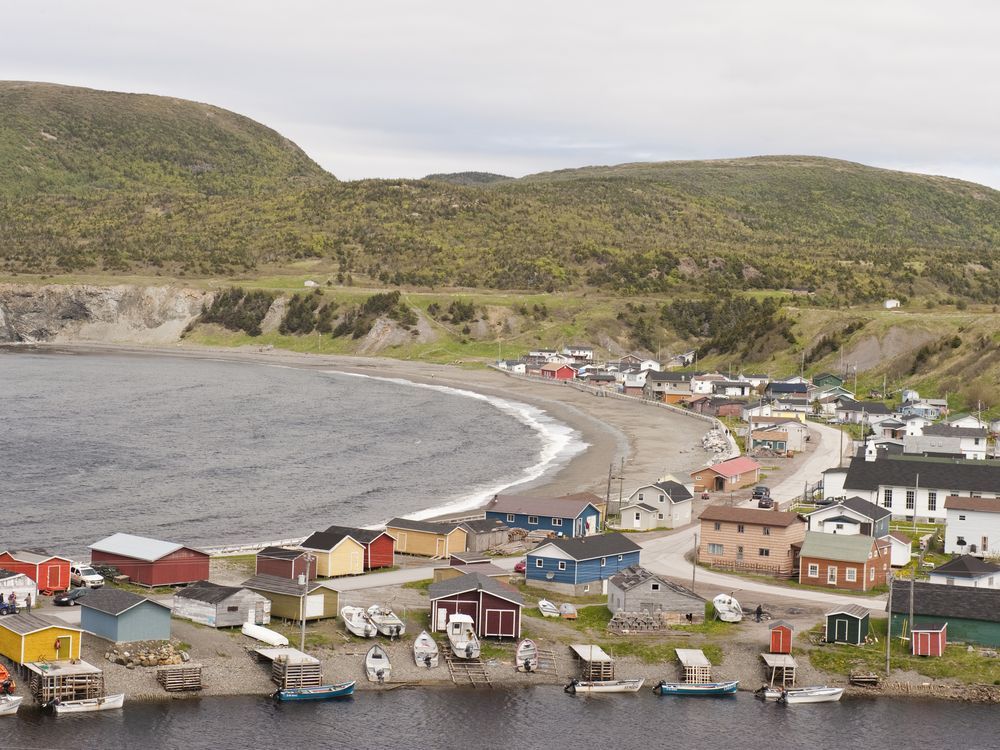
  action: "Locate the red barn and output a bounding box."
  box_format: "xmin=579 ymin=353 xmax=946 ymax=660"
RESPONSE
xmin=911 ymin=621 xmax=947 ymax=657
xmin=427 ymin=572 xmax=523 ymax=640
xmin=540 ymin=363 xmax=576 ymax=380
xmin=320 ymin=526 xmax=395 ymax=570
xmin=255 ymin=547 xmax=317 ymax=580
xmin=769 ymin=620 xmax=794 ymax=654
xmin=0 ymin=550 xmax=72 ymax=593
xmin=89 ymin=533 xmax=209 ymax=587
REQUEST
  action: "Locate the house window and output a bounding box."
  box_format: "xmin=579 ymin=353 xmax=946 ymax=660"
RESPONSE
xmin=651 ymin=583 xmax=660 ymax=591
xmin=552 ymin=518 xmax=563 ymax=527
xmin=658 ymin=513 xmax=664 ymax=520
xmin=846 ymin=568 xmax=857 ymax=582
xmin=528 ymin=515 xmax=539 ymax=525
xmin=583 ymin=585 xmax=590 ymax=593
xmin=708 ymin=543 xmax=724 ymax=555
xmin=759 ymin=548 xmax=770 ymax=557
xmin=618 ymin=555 xmax=623 ymax=561
xmin=871 ymin=568 xmax=875 ymax=581
xmin=638 ymin=493 xmax=644 ymax=502
xmin=927 ymin=492 xmax=937 ymax=511
xmin=558 ymin=561 xmax=566 ymax=571
xmin=659 ymin=494 xmax=665 ymax=503
xmin=713 ymin=522 xmax=721 ymax=531
xmin=763 ymin=527 xmax=771 ymax=536
xmin=835 ymin=523 xmax=844 ymax=530
xmin=506 ymin=514 xmax=515 ymax=522
xmin=535 ymin=559 xmax=543 ymax=569
xmin=227 ymin=605 xmax=239 ymax=612
xmin=807 ymin=563 xmax=819 ymax=577
xmin=959 ymin=515 xmax=966 ymax=521
xmin=601 ymin=557 xmax=607 ymax=567
xmin=905 ymin=490 xmax=915 ymax=510
xmin=737 ymin=524 xmax=745 ymax=534
xmin=882 ymin=489 xmax=893 ymax=508
xmin=827 ymin=566 xmax=838 ymax=584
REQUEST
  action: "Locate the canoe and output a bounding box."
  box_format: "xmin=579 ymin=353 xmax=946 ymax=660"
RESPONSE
xmin=515 ymin=638 xmax=539 ymax=672
xmin=413 ymin=630 xmax=439 ymax=668
xmin=341 ymin=606 xmax=377 ymax=638
xmin=565 ymin=678 xmax=644 ymax=694
xmin=0 ymin=695 xmax=22 ymax=716
xmin=365 ymin=644 xmax=392 ymax=683
xmin=712 ymin=594 xmax=743 ymax=623
xmin=653 ymin=680 xmax=739 ymax=696
xmin=780 ymin=686 xmax=844 ymax=704
xmin=366 ymin=604 xmax=406 ymax=638
xmin=52 ymin=693 xmax=125 ymax=713
xmin=275 ymin=681 xmax=355 ymax=701
xmin=558 ymin=603 xmax=578 ymax=620
xmin=538 ymin=599 xmax=560 ymax=618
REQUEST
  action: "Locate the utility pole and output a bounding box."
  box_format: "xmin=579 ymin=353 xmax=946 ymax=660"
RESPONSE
xmin=908 ymin=546 xmax=924 ymax=649
xmin=691 ymin=533 xmax=698 ymax=591
xmin=885 ymin=573 xmax=893 ymax=675
xmin=617 ymin=457 xmax=625 ymax=515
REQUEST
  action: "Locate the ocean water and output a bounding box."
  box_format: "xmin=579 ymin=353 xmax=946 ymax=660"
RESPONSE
xmin=0 ymin=350 xmax=583 ymax=556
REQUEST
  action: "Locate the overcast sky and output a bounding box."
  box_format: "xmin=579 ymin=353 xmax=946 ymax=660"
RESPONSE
xmin=4 ymin=2 xmax=1000 ymax=185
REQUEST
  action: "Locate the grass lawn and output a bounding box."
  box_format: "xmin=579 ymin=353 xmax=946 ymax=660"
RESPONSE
xmin=698 ymin=563 xmax=889 ymax=597
xmin=402 ymin=578 xmax=433 ymax=591
xmin=595 ymin=640 xmax=724 ymax=666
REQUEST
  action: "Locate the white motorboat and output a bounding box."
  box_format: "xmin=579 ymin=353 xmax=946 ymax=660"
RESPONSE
xmin=780 ymin=686 xmax=845 ymax=704
xmin=52 ymin=693 xmax=125 ymax=714
xmin=365 ymin=644 xmax=392 ymax=683
xmin=558 ymin=603 xmax=578 ymax=619
xmin=366 ymin=604 xmax=406 ymax=638
xmin=538 ymin=599 xmax=560 ymax=618
xmin=515 ymin=638 xmax=539 ymax=672
xmin=712 ymin=594 xmax=743 ymax=623
xmin=565 ymin=678 xmax=645 ymax=694
xmin=445 ymin=613 xmax=480 ymax=660
xmin=413 ymin=630 xmax=439 ymax=668
xmin=0 ymin=695 xmax=22 ymax=716
xmin=341 ymin=606 xmax=377 ymax=638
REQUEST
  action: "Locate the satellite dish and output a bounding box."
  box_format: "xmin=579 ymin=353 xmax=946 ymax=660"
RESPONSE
xmin=545 ymin=572 xmax=555 ymax=580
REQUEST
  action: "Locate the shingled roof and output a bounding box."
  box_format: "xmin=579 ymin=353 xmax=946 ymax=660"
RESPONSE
xmin=79 ymin=587 xmax=168 ymax=616
xmin=487 ymin=493 xmax=600 ymax=518
xmin=944 ymin=496 xmax=1000 ymax=513
xmin=534 ymin=534 xmax=641 ymax=561
xmin=175 ymin=580 xmax=248 ymax=604
xmin=800 ymin=532 xmax=878 ymax=564
xmin=427 ymin=572 xmax=523 ymax=605
xmin=928 ymin=555 xmax=1000 ymax=579
xmin=609 ymin=565 xmax=704 ymax=601
xmin=699 ymin=505 xmax=804 ymax=528
xmin=888 ymin=581 xmax=1000 ymax=622
xmin=385 ymin=518 xmax=464 ymax=535
xmin=844 ymin=454 xmax=1000 ymax=493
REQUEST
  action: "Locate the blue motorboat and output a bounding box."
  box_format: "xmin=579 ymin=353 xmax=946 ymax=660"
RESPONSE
xmin=653 ymin=680 xmax=739 ymax=696
xmin=274 ymin=681 xmax=356 ymax=701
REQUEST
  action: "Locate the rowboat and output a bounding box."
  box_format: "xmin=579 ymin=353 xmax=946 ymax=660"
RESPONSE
xmin=780 ymin=686 xmax=844 ymax=704
xmin=52 ymin=693 xmax=125 ymax=713
xmin=515 ymin=638 xmax=539 ymax=672
xmin=341 ymin=606 xmax=377 ymax=638
xmin=366 ymin=604 xmax=406 ymax=638
xmin=0 ymin=695 xmax=22 ymax=716
xmin=538 ymin=599 xmax=560 ymax=618
xmin=712 ymin=594 xmax=743 ymax=623
xmin=413 ymin=630 xmax=439 ymax=668
xmin=653 ymin=680 xmax=739 ymax=696
xmin=365 ymin=644 xmax=392 ymax=683
xmin=754 ymin=685 xmax=783 ymax=701
xmin=274 ymin=681 xmax=355 ymax=701
xmin=565 ymin=678 xmax=644 ymax=694
xmin=445 ymin=613 xmax=480 ymax=659
xmin=558 ymin=603 xmax=578 ymax=619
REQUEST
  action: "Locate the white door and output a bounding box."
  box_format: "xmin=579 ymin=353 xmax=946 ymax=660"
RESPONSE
xmin=633 ymin=512 xmax=642 ymax=530
xmin=436 ymin=605 xmax=448 ymax=631
xmin=305 ymin=594 xmax=324 ymax=618
xmin=827 ymin=566 xmax=838 ymax=585
xmin=350 ymin=550 xmax=362 ymax=574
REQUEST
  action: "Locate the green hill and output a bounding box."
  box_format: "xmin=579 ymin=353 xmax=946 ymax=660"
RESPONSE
xmin=422 ymin=171 xmax=511 ymax=185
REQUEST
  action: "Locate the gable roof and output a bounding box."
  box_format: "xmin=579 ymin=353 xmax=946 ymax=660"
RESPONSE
xmin=456 ymin=518 xmax=510 ymax=534
xmin=799 ymin=531 xmax=878 ymax=563
xmin=385 ymin=518 xmax=464 ymax=535
xmin=943 ymin=496 xmax=1000 ymax=513
xmin=827 ymin=604 xmax=870 ymax=619
xmin=620 ymin=502 xmax=659 ymax=514
xmin=632 ymin=480 xmax=692 ymax=503
xmin=300 ymin=529 xmax=362 ymax=551
xmin=928 ymin=555 xmax=1000 ymax=579
xmin=0 ymin=613 xmax=82 ymax=636
xmin=841 ymin=496 xmax=892 ymax=522
xmin=79 ymin=587 xmax=168 ymax=617
xmin=427 ymin=572 xmax=523 ymax=605
xmin=699 ymin=505 xmax=804 ymax=528
xmin=89 ymin=533 xmax=205 ymax=562
xmin=766 ymin=382 xmax=808 ymax=393
xmin=241 ymin=574 xmax=339 ymax=597
xmin=922 ymin=424 xmax=988 ymax=438
xmin=257 ymin=546 xmax=308 ymax=560
xmin=533 ymin=534 xmax=641 ymax=561
xmin=695 ymin=456 xmax=761 ymax=478
xmin=2 ymin=550 xmax=72 ymax=564
xmin=322 ymin=526 xmax=394 ymax=544
xmin=487 ymin=493 xmax=599 ymax=519
xmin=175 ymin=580 xmax=250 ymax=604
xmin=888 ymin=581 xmax=1000 ymax=622
xmin=609 ymin=565 xmax=704 ymax=601
xmin=844 ymin=454 xmax=1000 ymax=493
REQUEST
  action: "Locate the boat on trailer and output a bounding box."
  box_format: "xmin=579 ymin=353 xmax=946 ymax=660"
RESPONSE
xmin=52 ymin=693 xmax=125 ymax=713
xmin=413 ymin=630 xmax=439 ymax=668
xmin=445 ymin=613 xmax=480 ymax=660
xmin=653 ymin=680 xmax=739 ymax=696
xmin=537 ymin=599 xmax=560 ymax=618
xmin=0 ymin=695 xmax=23 ymax=716
xmin=712 ymin=594 xmax=743 ymax=623
xmin=365 ymin=644 xmax=392 ymax=683
xmin=274 ymin=681 xmax=356 ymax=701
xmin=780 ymin=686 xmax=844 ymax=704
xmin=565 ymin=678 xmax=644 ymax=694
xmin=515 ymin=639 xmax=539 ymax=672
xmin=341 ymin=606 xmax=377 ymax=638
xmin=366 ymin=604 xmax=406 ymax=638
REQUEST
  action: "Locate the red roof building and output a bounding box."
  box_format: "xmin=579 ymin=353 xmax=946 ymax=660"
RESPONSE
xmin=911 ymin=622 xmax=947 ymax=657
xmin=690 ymin=456 xmax=762 ymax=492
xmin=0 ymin=550 xmax=72 ymax=593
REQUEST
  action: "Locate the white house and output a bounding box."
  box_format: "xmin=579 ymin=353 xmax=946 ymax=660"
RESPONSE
xmin=805 ymin=497 xmax=891 ymax=537
xmin=884 ymin=299 xmax=901 ymax=309
xmin=619 ymin=479 xmax=694 ymax=530
xmin=883 ymin=532 xmax=913 ymax=567
xmin=927 ymin=554 xmax=1000 ymax=589
xmin=904 ymin=425 xmax=988 ymax=460
xmin=738 ymin=373 xmax=769 ymax=389
xmin=622 ymin=369 xmax=649 ymax=393
xmin=690 ymin=373 xmax=726 ymax=395
xmin=497 ymin=360 xmax=526 ymax=374
xmin=944 ymin=413 xmax=987 ymax=430
xmin=944 ymin=496 xmax=1000 ymax=556
xmin=562 ymin=345 xmax=595 ymax=362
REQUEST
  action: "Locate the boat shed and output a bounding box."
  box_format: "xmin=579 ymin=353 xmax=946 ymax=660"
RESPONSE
xmin=0 ymin=569 xmax=38 ymax=604
xmin=255 ymin=547 xmax=317 ymax=581
xmin=241 ymin=574 xmax=340 ymax=623
xmin=321 ymin=525 xmax=396 ymax=570
xmin=428 ymin=573 xmax=523 ymax=640
xmin=453 ymin=518 xmax=510 ymax=552
xmin=0 ymin=614 xmax=82 ymax=664
xmin=0 ymin=550 xmax=72 ymax=593
xmin=79 ymin=588 xmax=172 ymax=643
xmin=173 ymin=580 xmax=272 ymax=628
xmin=89 ymin=533 xmax=210 ymax=587
xmin=911 ymin=622 xmax=948 ymax=657
xmin=825 ymin=604 xmax=870 ymax=645
xmin=298 ymin=530 xmax=366 ymax=577
xmin=385 ymin=518 xmax=467 ymax=558
xmin=769 ymin=620 xmax=794 ymax=654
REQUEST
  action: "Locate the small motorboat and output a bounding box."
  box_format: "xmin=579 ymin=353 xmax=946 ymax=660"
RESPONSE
xmin=538 ymin=599 xmax=560 ymax=618
xmin=52 ymin=693 xmax=125 ymax=713
xmin=515 ymin=638 xmax=539 ymax=672
xmin=558 ymin=603 xmax=578 ymax=620
xmin=712 ymin=594 xmax=743 ymax=623
xmin=365 ymin=644 xmax=392 ymax=683
xmin=274 ymin=681 xmax=356 ymax=701
xmin=0 ymin=695 xmax=23 ymax=716
xmin=445 ymin=613 xmax=480 ymax=660
xmin=779 ymin=686 xmax=845 ymax=704
xmin=565 ymin=678 xmax=645 ymax=694
xmin=653 ymin=680 xmax=739 ymax=696
xmin=366 ymin=604 xmax=406 ymax=639
xmin=341 ymin=606 xmax=377 ymax=638
xmin=754 ymin=685 xmax=783 ymax=701
xmin=413 ymin=630 xmax=439 ymax=668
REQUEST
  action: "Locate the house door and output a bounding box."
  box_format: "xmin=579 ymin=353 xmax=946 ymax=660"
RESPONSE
xmin=575 ymin=518 xmax=583 ymax=536
xmin=714 ymin=476 xmax=725 ymax=491
xmin=827 ymin=566 xmax=838 ymax=585
xmin=484 ymin=609 xmax=515 ymax=638
xmin=350 ymin=550 xmax=362 ymax=574
xmin=633 ymin=512 xmax=642 ymax=530
xmin=736 ymin=546 xmax=744 ymax=561
xmin=396 ymin=533 xmax=407 ymax=552
xmin=436 ymin=605 xmax=449 ymax=631
xmin=835 ymin=619 xmax=848 ymax=642
xmin=435 ymin=538 xmax=446 ymax=558
xmin=304 ymin=594 xmax=324 ymax=619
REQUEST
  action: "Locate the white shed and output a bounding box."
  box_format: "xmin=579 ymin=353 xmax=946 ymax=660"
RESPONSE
xmin=0 ymin=570 xmax=38 ymax=604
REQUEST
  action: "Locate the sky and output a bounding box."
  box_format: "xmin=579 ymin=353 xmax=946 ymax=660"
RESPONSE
xmin=4 ymin=2 xmax=1000 ymax=186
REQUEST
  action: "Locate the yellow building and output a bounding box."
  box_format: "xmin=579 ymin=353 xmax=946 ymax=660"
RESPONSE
xmin=0 ymin=614 xmax=82 ymax=664
xmin=299 ymin=530 xmax=366 ymax=577
xmin=385 ymin=518 xmax=467 ymax=558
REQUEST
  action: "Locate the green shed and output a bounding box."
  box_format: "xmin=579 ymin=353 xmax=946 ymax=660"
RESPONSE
xmin=241 ymin=574 xmax=340 ymax=623
xmin=889 ymin=581 xmax=1000 ymax=647
xmin=825 ymin=604 xmax=870 ymax=645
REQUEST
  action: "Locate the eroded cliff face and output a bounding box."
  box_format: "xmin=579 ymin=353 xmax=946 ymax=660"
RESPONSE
xmin=0 ymin=284 xmax=211 ymax=344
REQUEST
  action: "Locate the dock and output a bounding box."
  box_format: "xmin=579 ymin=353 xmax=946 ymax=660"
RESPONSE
xmin=254 ymin=647 xmax=322 ymax=688
xmin=760 ymin=653 xmax=797 ymax=687
xmin=569 ymin=644 xmax=614 ymax=681
xmin=675 ymin=648 xmax=712 ymax=684
xmin=25 ymin=660 xmax=105 ymax=704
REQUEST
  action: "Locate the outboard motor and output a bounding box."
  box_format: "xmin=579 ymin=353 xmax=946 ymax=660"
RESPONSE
xmin=523 ymin=658 xmax=533 ymax=673
xmin=424 ymin=654 xmax=432 ymax=668
xmin=564 ymin=679 xmax=579 ymax=694
xmin=465 ymin=643 xmax=473 ymax=659
xmin=376 ymin=669 xmax=385 ymax=685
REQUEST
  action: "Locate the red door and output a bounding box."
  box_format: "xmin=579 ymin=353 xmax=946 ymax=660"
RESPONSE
xmin=484 ymin=609 xmax=515 ymax=638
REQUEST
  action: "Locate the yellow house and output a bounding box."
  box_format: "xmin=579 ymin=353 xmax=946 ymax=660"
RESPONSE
xmin=298 ymin=530 xmax=366 ymax=577
xmin=385 ymin=518 xmax=467 ymax=558
xmin=0 ymin=614 xmax=82 ymax=664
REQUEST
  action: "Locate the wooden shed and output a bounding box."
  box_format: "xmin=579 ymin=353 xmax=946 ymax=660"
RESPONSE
xmin=911 ymin=622 xmax=947 ymax=657
xmin=172 ymin=580 xmax=272 ymax=628
xmin=0 ymin=569 xmax=39 ymax=604
xmin=432 ymin=561 xmax=510 ymax=583
xmin=0 ymin=614 xmax=82 ymax=664
xmin=298 ymin=530 xmax=366 ymax=577
xmin=454 ymin=518 xmax=510 ymax=553
xmin=321 ymin=526 xmax=396 ymax=570
xmin=825 ymin=604 xmax=870 ymax=645
xmin=0 ymin=550 xmax=72 ymax=593
xmin=428 ymin=573 xmax=523 ymax=640
xmin=79 ymin=588 xmax=172 ymax=643
xmin=385 ymin=518 xmax=467 ymax=558
xmin=89 ymin=533 xmax=209 ymax=587
xmin=241 ymin=574 xmax=339 ymax=623
xmin=255 ymin=547 xmax=317 ymax=581
xmin=769 ymin=620 xmax=794 ymax=654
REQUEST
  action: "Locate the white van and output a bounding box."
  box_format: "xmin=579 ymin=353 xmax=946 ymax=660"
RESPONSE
xmin=70 ymin=563 xmax=105 ymax=589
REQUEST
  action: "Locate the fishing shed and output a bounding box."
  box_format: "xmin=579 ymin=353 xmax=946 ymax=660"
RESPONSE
xmin=299 ymin=529 xmax=366 ymax=577
xmin=25 ymin=660 xmax=105 ymax=705
xmin=385 ymin=518 xmax=467 ymax=558
xmin=0 ymin=550 xmax=72 ymax=593
xmin=79 ymin=588 xmax=172 ymax=643
xmin=769 ymin=620 xmax=794 ymax=654
xmin=453 ymin=518 xmax=510 ymax=552
xmin=173 ymin=581 xmax=272 ymax=627
xmin=428 ymin=573 xmax=523 ymax=639
xmin=0 ymin=614 xmax=82 ymax=664
xmin=241 ymin=574 xmax=339 ymax=623
xmin=89 ymin=533 xmax=210 ymax=587
xmin=255 ymin=547 xmax=317 ymax=580
xmin=0 ymin=569 xmax=39 ymax=604
xmin=321 ymin=525 xmax=396 ymax=569
xmin=911 ymin=622 xmax=947 ymax=657
xmin=825 ymin=604 xmax=870 ymax=645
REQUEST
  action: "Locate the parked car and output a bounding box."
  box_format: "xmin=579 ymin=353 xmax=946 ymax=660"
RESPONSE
xmin=70 ymin=563 xmax=105 ymax=589
xmin=513 ymin=559 xmax=526 ymax=574
xmin=751 ymin=486 xmax=770 ymax=500
xmin=757 ymin=496 xmax=775 ymax=509
xmin=54 ymin=588 xmax=88 ymax=606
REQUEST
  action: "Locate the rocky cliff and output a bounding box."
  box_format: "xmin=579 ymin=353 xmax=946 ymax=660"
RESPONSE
xmin=0 ymin=284 xmax=211 ymax=344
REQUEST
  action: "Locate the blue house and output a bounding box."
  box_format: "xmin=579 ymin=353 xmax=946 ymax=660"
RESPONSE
xmin=484 ymin=492 xmax=602 ymax=538
xmin=80 ymin=587 xmax=172 ymax=643
xmin=526 ymin=535 xmax=641 ymax=596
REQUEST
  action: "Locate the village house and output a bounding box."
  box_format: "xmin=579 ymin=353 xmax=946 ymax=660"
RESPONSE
xmin=798 ymin=532 xmax=890 ymax=591
xmin=741 ymin=399 xmax=773 ymax=421
xmin=622 ymin=369 xmax=648 ymax=395
xmin=561 ymin=344 xmax=595 ymax=362
xmin=749 ymin=427 xmax=790 ymax=455
xmin=540 ymin=362 xmax=576 ymax=380
xmin=883 ymin=531 xmax=913 ymax=567
xmin=835 ymin=399 xmax=892 ymax=424
xmin=943 ymin=413 xmax=987 ymax=430
xmin=738 ymin=373 xmax=769 ymax=389
xmin=927 ymin=555 xmax=999 ymax=589
xmin=904 ymin=424 xmax=989 ymax=460
xmin=805 ymin=496 xmax=891 ymax=538
xmin=812 ymin=372 xmax=844 ymax=388
xmin=526 ymin=534 xmax=641 ymax=596
xmin=618 ymin=478 xmax=693 ymax=530
xmin=0 ymin=550 xmax=71 ymax=593
xmin=690 ymin=372 xmax=727 ymax=395
xmin=888 ymin=581 xmax=1000 ymax=647
xmin=688 ymin=396 xmax=743 ymax=418
xmin=712 ymin=380 xmax=754 ymax=398
xmin=606 ymin=565 xmax=704 ymax=619
xmin=690 ymin=456 xmax=762 ymax=493
xmin=484 ymin=493 xmax=602 ymax=537
xmin=943 ymin=496 xmax=1000 ymax=556
xmin=764 ymin=381 xmax=808 ymax=399
xmin=173 ymin=581 xmax=272 ymax=627
xmin=643 ymin=370 xmax=695 ymax=404
xmin=697 ymin=506 xmax=806 ymax=576
xmin=496 ymin=360 xmax=527 ymax=374
xmin=749 ymin=419 xmax=810 ymax=453
xmin=771 ymin=398 xmax=812 ymax=416
xmin=89 ymin=533 xmax=209 ymax=587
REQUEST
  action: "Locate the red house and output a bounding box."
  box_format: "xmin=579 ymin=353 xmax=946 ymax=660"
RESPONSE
xmin=316 ymin=526 xmax=396 ymax=570
xmin=255 ymin=547 xmax=317 ymax=580
xmin=911 ymin=622 xmax=947 ymax=657
xmin=769 ymin=620 xmax=794 ymax=654
xmin=540 ymin=363 xmax=576 ymax=380
xmin=427 ymin=572 xmax=523 ymax=640
xmin=89 ymin=533 xmax=210 ymax=587
xmin=0 ymin=550 xmax=72 ymax=593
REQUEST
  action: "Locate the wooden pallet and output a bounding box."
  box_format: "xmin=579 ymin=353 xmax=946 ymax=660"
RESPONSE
xmin=272 ymin=660 xmax=322 ymax=688
xmin=156 ymin=664 xmax=203 ymax=692
xmin=443 ymin=652 xmax=492 ymax=688
xmin=534 ymin=647 xmax=560 ymax=676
